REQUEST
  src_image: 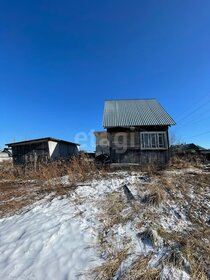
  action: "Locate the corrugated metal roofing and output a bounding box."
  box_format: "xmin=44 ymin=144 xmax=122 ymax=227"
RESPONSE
xmin=103 ymin=99 xmax=176 ymax=127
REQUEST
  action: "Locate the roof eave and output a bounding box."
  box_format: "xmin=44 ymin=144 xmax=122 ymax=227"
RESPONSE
xmin=104 ymin=123 xmax=176 ymax=128
xmin=6 ymin=137 xmax=80 ymax=147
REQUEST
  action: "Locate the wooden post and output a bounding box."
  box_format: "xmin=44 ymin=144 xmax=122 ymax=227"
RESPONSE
xmin=33 ymin=151 xmax=37 ymax=172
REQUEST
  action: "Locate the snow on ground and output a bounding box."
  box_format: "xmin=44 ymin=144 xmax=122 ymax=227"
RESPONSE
xmin=0 ymin=197 xmax=100 ymax=280
xmin=0 ymin=175 xmax=134 ymax=280
xmin=160 ymin=266 xmax=190 ymax=280
xmin=0 ymin=169 xmax=209 ymax=279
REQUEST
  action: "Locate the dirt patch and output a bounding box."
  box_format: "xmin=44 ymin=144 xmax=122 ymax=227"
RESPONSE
xmin=0 ymin=180 xmax=76 ymax=217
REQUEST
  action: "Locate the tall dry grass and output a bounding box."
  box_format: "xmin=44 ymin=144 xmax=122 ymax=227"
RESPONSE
xmin=169 ymin=154 xmax=206 ymax=169
xmin=0 ymin=154 xmax=104 ymax=217
xmin=0 ymin=154 xmax=100 ymax=183
xmin=0 ymin=161 xmax=16 ymax=180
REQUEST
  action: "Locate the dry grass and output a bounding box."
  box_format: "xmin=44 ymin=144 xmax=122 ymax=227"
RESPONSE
xmin=92 ymin=248 xmax=129 ymax=280
xmin=0 ymin=154 xmax=99 ymax=182
xmin=168 ymin=154 xmax=206 ymax=169
xmin=156 ymin=171 xmax=210 ymax=277
xmin=0 ymin=180 xmax=77 ymax=217
xmin=94 ymin=191 xmax=137 ymax=279
xmin=111 ymin=166 xmax=209 ymax=278
xmin=164 ymin=245 xmax=187 ymax=270
xmin=0 ymin=161 xmax=16 ymax=180
xmin=120 ymin=255 xmax=160 ymax=280
xmin=156 ymin=226 xmax=179 ymax=242
xmin=142 ymin=162 xmax=161 ymax=176
xmin=94 ymin=189 xmax=162 ymax=279
xmin=96 ymin=191 xmax=137 ymax=232
xmin=0 ymin=155 xmax=210 ymax=278
xmin=155 ymin=226 xmax=210 ymax=279
xmin=97 ymin=165 xmax=210 ymax=279
xmin=0 ymin=180 xmax=39 ymax=217
xmin=169 ymin=155 xmax=193 ymax=169
xmin=181 ymin=238 xmax=210 ymax=280
xmin=66 ymin=154 xmax=98 ymax=182
xmin=141 ymin=186 xmax=165 ymax=206
xmin=0 ymin=154 xmax=102 ymax=217
xmin=26 ymin=154 xmax=98 ymax=182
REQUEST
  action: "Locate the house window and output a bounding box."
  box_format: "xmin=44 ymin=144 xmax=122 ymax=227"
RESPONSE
xmin=140 ymin=132 xmax=167 ymax=149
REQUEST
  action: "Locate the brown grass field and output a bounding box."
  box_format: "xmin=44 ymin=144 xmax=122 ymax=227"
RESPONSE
xmin=0 ymin=155 xmax=209 ymax=279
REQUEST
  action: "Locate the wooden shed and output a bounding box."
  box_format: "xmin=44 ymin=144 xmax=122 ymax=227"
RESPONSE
xmin=7 ymin=137 xmax=80 ymax=165
xmin=95 ymin=99 xmax=176 ymax=165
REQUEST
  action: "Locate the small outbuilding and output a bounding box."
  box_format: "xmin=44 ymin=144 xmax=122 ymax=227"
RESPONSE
xmin=0 ymin=148 xmax=12 ymax=163
xmin=7 ymin=137 xmax=79 ymax=165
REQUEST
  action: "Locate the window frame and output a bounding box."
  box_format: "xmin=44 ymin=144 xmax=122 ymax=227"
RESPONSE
xmin=140 ymin=131 xmax=168 ymax=150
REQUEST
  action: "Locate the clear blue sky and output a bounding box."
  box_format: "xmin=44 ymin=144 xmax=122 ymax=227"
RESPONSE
xmin=1 ymin=0 xmax=210 ymax=151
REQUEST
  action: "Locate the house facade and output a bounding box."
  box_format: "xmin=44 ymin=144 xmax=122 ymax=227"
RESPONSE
xmin=95 ymin=99 xmax=176 ymax=164
xmin=7 ymin=137 xmax=79 ymax=165
xmin=94 ymin=131 xmax=109 ymax=156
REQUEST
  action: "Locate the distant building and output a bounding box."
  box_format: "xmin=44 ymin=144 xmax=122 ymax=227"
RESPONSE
xmin=95 ymin=99 xmax=176 ymax=165
xmin=170 ymin=143 xmax=205 ymax=154
xmin=0 ymin=148 xmax=12 ymax=163
xmin=171 ymin=143 xmax=210 ymax=160
xmin=7 ymin=137 xmax=80 ymax=165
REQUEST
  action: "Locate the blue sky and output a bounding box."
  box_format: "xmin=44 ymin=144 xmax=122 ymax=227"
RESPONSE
xmin=1 ymin=0 xmax=210 ymax=151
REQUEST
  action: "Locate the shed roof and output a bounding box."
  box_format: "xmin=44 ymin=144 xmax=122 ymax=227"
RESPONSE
xmin=7 ymin=137 xmax=80 ymax=147
xmin=171 ymin=143 xmax=206 ymax=152
xmin=103 ymin=99 xmax=176 ymax=127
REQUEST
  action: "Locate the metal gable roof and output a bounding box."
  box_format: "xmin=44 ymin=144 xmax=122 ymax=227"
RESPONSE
xmin=103 ymin=99 xmax=176 ymax=127
xmin=7 ymin=137 xmax=80 ymax=147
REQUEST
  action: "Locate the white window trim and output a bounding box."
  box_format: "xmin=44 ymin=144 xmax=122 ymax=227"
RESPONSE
xmin=140 ymin=131 xmax=168 ymax=150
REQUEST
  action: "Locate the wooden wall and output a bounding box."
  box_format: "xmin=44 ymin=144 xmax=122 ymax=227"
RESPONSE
xmin=12 ymin=142 xmax=49 ymax=164
xmin=107 ymin=126 xmax=169 ymax=164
